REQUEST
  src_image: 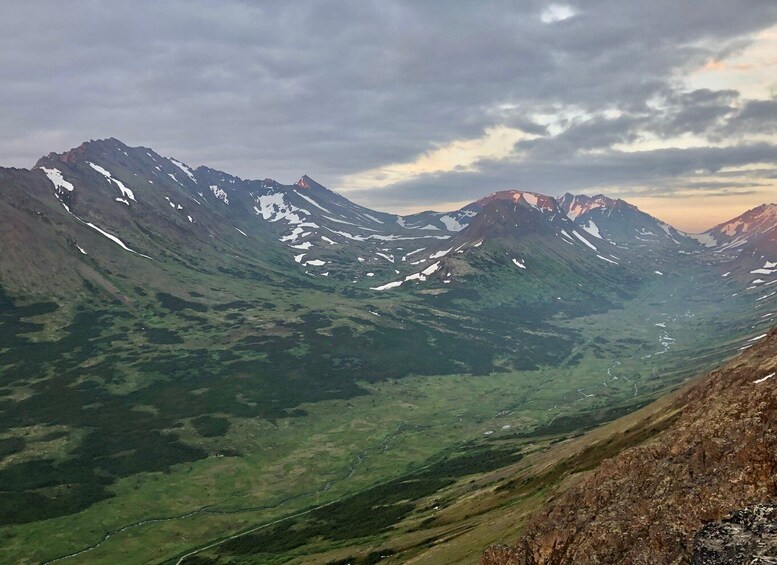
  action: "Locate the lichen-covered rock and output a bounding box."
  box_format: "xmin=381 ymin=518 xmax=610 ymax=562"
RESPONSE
xmin=692 ymin=504 xmax=777 ymax=564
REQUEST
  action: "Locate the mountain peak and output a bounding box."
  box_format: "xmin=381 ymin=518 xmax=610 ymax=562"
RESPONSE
xmin=35 ymin=137 xmax=139 ymax=169
xmin=295 ymin=175 xmax=320 ymax=190
xmin=709 ymin=202 xmax=777 ymax=235
xmin=477 ymin=190 xmax=560 ymax=213
xmin=703 ymin=202 xmax=777 ymax=254
xmin=559 ymin=192 xmax=635 ymax=221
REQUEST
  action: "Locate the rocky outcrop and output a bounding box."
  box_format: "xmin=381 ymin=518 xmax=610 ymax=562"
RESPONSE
xmin=481 ymin=544 xmax=523 ymax=564
xmin=692 ymin=504 xmax=777 ymax=564
xmin=482 ymin=328 xmax=777 ymax=564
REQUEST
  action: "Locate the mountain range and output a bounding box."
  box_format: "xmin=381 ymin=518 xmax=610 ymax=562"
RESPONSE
xmin=5 ymin=137 xmax=773 ymax=302
xmin=2 ymin=138 xmax=777 ymax=564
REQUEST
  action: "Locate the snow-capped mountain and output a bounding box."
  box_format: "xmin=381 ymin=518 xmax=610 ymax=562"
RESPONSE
xmin=698 ymin=205 xmax=777 ymax=301
xmin=28 ymin=138 xmax=467 ymax=286
xmin=699 ymin=203 xmax=777 ymax=254
xmin=558 ymin=193 xmax=698 ymax=251
xmin=365 ymin=190 xmax=633 ymax=299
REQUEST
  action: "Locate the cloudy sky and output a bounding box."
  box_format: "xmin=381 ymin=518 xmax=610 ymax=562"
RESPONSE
xmin=2 ymin=1 xmax=777 ymax=231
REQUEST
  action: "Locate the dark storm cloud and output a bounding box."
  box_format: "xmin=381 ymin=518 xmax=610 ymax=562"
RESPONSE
xmin=1 ymin=0 xmax=776 ymax=205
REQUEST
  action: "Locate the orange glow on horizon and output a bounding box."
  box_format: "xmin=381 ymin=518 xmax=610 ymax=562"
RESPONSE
xmin=629 ymin=193 xmax=777 ymax=233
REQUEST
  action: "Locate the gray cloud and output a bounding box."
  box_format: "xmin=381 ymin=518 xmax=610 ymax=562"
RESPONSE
xmin=514 ymin=114 xmax=647 ymax=157
xmin=348 ymin=142 xmax=777 ymax=209
xmin=1 ymin=0 xmax=776 ymax=205
xmin=681 ymin=180 xmax=769 ymax=189
xmin=724 ymin=97 xmax=777 ymax=136
xmin=510 ymin=88 xmax=748 ymax=162
xmin=646 ymin=189 xmax=763 ymax=198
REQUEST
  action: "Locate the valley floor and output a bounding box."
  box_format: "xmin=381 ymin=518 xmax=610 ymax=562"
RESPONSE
xmin=2 ymin=259 xmax=771 ymax=564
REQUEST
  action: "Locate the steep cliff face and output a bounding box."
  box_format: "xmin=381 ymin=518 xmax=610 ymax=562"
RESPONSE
xmin=482 ymin=328 xmax=777 ymax=564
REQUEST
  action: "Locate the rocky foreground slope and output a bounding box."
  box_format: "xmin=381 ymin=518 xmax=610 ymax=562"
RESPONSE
xmin=481 ymin=327 xmax=777 ymax=564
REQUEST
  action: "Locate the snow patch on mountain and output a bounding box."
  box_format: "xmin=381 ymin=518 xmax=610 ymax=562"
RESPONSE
xmin=326 ymin=228 xmax=368 ymax=242
xmin=429 ymin=247 xmax=453 ymax=259
xmin=40 ymin=167 xmax=74 ymax=192
xmin=440 ymin=214 xmax=468 ymax=231
xmin=255 ymin=192 xmax=308 ymax=224
xmin=164 ymin=196 xmax=183 ymax=210
xmin=85 ymin=221 xmax=150 ymax=258
xmin=688 ymin=233 xmax=718 ymax=247
xmin=717 ymin=238 xmax=749 ymax=253
xmin=520 ymin=193 xmax=539 ymax=207
xmin=88 ymin=162 xmax=136 ymax=201
xmin=564 ymin=194 xmax=611 ymax=221
xmin=323 ymin=215 xmax=359 ymax=226
xmin=362 ymin=213 xmax=384 ymax=224
xmin=657 ymin=222 xmax=683 ymax=244
xmin=751 ymin=261 xmax=777 ymax=275
xmin=376 ymin=252 xmax=394 ymax=262
xmin=168 ymin=158 xmax=197 ymax=183
xmin=371 ymin=261 xmax=442 ymax=290
xmin=402 ymin=248 xmax=426 ymax=261
xmin=294 ymin=190 xmax=330 ymax=213
xmin=280 ymin=227 xmax=307 ymax=243
xmin=371 ymin=280 xmax=404 ymax=291
xmin=582 ymin=220 xmax=602 ymax=239
xmin=573 ymin=231 xmax=597 ymax=251
xmin=209 ymin=185 xmax=229 ymax=205
xmin=422 ymin=261 xmax=441 ymax=276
